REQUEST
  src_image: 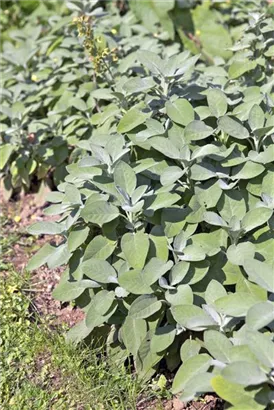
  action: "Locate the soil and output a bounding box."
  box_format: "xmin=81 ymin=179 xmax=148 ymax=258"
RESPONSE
xmin=1 ymin=193 xmax=224 ymax=410
xmin=1 ymin=193 xmax=84 ymax=327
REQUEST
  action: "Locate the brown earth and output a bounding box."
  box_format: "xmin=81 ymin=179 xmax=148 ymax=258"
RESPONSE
xmin=1 ymin=193 xmax=84 ymax=327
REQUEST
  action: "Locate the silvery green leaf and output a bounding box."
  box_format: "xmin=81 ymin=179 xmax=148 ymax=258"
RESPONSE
xmin=179 ymin=372 xmax=214 ymax=403
xmin=231 ymin=161 xmax=265 ymax=180
xmin=160 ymin=166 xmax=184 ymax=186
xmin=137 ymin=50 xmax=163 ymax=75
xmin=165 ymin=99 xmax=194 ymax=126
xmin=246 ymin=330 xmax=274 ymax=368
xmin=204 ymin=211 xmax=228 ymax=227
xmin=172 ymin=354 xmax=212 ymax=394
xmin=150 ymin=325 xmax=176 ymax=353
xmin=248 ymin=104 xmax=265 ymax=130
xmin=118 ymin=269 xmax=153 ymax=295
xmin=83 ymin=235 xmax=116 ymax=261
xmin=150 ymin=136 xmax=181 ymax=159
xmin=115 ymin=286 xmax=129 ymax=298
xmin=207 ymin=88 xmax=227 ymax=118
xmin=158 ymin=277 xmax=175 ymax=290
xmin=173 ymin=231 xmax=187 ymax=252
xmin=113 ymin=160 xmax=137 ymax=196
xmin=47 ymin=243 xmax=72 ymax=269
xmin=122 ymin=200 xmax=144 ymax=213
xmin=179 ymin=245 xmax=206 ymax=262
xmin=243 ymin=259 xmax=274 ymax=292
xmin=81 ymin=259 xmax=117 ymax=283
xmin=211 ymin=374 xmax=265 ymax=410
xmin=227 ymin=243 xmax=256 ymax=266
xmin=117 ymin=108 xmax=149 ymax=133
xmin=202 ymin=305 xmax=221 ymax=326
xmin=218 ymin=115 xmax=249 ymax=139
xmin=215 ymin=292 xmax=265 ymax=317
xmin=205 ymin=280 xmax=227 ymax=305
xmin=121 ymin=317 xmax=147 ymax=356
xmin=86 ymin=292 xmax=117 ymax=329
xmin=204 ymin=330 xmax=233 ymax=363
xmin=121 ymin=231 xmax=149 ymax=269
xmin=123 ymin=77 xmax=155 ymax=94
xmin=81 ymin=201 xmax=119 ymax=227
xmin=128 ymin=295 xmax=162 ymax=319
xmin=184 ymin=120 xmax=213 ymax=142
xmin=248 ymin=146 xmax=274 ymax=164
xmin=242 ymin=207 xmax=273 ymax=232
xmin=191 ymin=144 xmax=221 ymax=160
xmin=145 ymin=192 xmax=180 ymax=211
xmin=68 ymin=226 xmax=89 ymax=252
xmin=28 ymin=221 xmax=64 ymax=235
xmin=222 ymin=361 xmax=268 ymax=386
xmin=171 ymin=305 xmax=216 ymax=331
xmin=27 ymin=243 xmax=57 ymax=271
xmin=190 ymin=162 xmax=216 ymax=181
xmin=217 ymin=190 xmax=246 ymax=221
xmin=165 ymin=284 xmax=193 ymax=306
xmin=180 ymin=339 xmax=201 ymax=362
xmin=169 ymin=261 xmax=190 ymax=286
xmin=131 ymin=185 xmax=148 ymax=204
xmin=246 ymin=301 xmax=274 ymax=330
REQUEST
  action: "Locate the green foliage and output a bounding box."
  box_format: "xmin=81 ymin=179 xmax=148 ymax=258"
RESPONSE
xmin=26 ymin=6 xmax=274 ymax=409
xmin=129 ymin=0 xmax=273 ymax=62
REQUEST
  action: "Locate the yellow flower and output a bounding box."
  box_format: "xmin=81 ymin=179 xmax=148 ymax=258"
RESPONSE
xmin=31 ymin=74 xmax=38 ymax=82
xmin=7 ymin=285 xmax=17 ymax=293
xmin=112 ymin=55 xmax=118 ymax=62
xmin=14 ymin=215 xmax=21 ymax=223
xmin=72 ymin=16 xmax=78 ymax=23
xmin=111 ymin=28 xmax=117 ymax=34
xmin=195 ymin=30 xmax=201 ymax=36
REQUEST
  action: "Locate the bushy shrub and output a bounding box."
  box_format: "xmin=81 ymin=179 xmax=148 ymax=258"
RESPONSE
xmin=0 ymin=0 xmax=176 ymax=198
xmin=27 ymin=8 xmax=274 ymax=409
xmin=129 ymin=0 xmax=274 ymax=63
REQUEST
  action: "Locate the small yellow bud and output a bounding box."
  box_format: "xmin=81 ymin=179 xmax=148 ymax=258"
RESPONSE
xmin=31 ymin=74 xmax=38 ymax=82
xmin=111 ymin=28 xmax=117 ymax=34
xmin=195 ymin=30 xmax=201 ymax=36
xmin=7 ymin=285 xmax=17 ymax=293
xmin=72 ymin=16 xmax=78 ymax=23
xmin=112 ymin=55 xmax=118 ymax=62
xmin=14 ymin=215 xmax=21 ymax=223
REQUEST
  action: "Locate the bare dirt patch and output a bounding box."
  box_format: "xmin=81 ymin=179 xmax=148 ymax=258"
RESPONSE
xmin=1 ymin=193 xmax=84 ymax=327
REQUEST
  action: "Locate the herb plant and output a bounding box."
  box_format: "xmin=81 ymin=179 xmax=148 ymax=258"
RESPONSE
xmin=26 ymin=8 xmax=274 ymax=409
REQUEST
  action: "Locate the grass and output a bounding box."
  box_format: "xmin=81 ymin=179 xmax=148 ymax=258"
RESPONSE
xmin=0 ymin=228 xmax=170 ymax=410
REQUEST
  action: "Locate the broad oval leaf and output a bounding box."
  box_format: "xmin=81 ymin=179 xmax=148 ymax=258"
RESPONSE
xmin=128 ymin=295 xmax=162 ymax=319
xmin=165 ymin=99 xmax=194 ymax=126
xmin=218 ymin=116 xmax=249 ymax=139
xmin=121 ymin=231 xmax=149 ymax=269
xmin=207 ymin=89 xmax=227 ymax=118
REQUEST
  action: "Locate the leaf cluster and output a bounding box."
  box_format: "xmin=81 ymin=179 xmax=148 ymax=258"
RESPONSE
xmin=26 ymin=6 xmax=274 ymax=409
